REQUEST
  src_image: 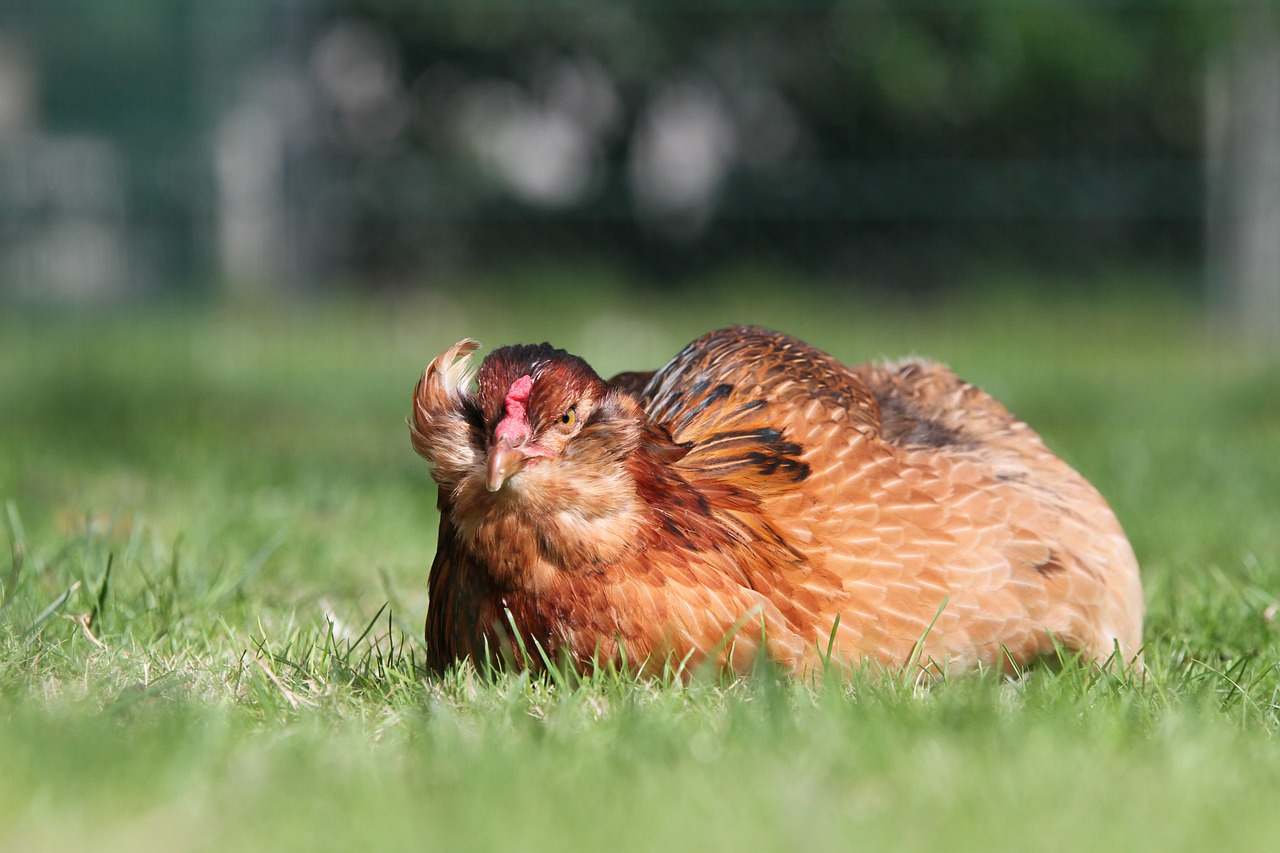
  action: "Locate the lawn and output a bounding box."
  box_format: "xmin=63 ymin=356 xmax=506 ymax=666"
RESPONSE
xmin=2 ymin=271 xmax=1279 ymax=851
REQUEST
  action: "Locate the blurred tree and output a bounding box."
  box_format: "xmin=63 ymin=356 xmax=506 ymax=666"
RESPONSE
xmin=1206 ymin=2 xmax=1280 ymax=343
xmin=328 ymin=0 xmax=1214 ymax=288
xmin=1 ymin=0 xmax=1259 ymax=305
xmin=0 ymin=0 xmax=322 ymax=300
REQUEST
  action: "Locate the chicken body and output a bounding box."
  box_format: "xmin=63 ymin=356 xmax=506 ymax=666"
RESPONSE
xmin=410 ymin=327 xmax=1143 ymax=677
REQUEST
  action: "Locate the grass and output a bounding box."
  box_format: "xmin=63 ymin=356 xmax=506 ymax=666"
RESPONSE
xmin=2 ymin=270 xmax=1279 ymax=851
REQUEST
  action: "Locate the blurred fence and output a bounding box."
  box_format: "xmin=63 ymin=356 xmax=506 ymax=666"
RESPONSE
xmin=0 ymin=1 xmax=1275 ymax=328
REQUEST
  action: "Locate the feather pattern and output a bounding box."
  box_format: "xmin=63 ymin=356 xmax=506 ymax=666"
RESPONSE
xmin=410 ymin=326 xmax=1143 ymax=677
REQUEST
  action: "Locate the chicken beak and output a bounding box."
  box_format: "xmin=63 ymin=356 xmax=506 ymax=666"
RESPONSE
xmin=486 ymin=440 xmax=528 ymax=492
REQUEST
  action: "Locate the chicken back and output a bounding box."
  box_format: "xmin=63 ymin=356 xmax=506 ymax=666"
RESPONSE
xmin=409 ymin=326 xmax=1143 ymax=677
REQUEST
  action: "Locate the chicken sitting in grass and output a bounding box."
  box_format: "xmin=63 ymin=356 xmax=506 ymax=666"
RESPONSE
xmin=409 ymin=326 xmax=1143 ymax=677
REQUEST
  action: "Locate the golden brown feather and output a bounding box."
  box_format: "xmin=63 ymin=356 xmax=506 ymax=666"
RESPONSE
xmin=409 ymin=326 xmax=1143 ymax=677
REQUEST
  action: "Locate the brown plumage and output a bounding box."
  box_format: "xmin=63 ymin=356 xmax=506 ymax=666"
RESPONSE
xmin=409 ymin=326 xmax=1143 ymax=678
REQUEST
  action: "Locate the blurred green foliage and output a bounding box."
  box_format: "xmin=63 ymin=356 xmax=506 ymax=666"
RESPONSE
xmin=0 ymin=0 xmax=1233 ymax=293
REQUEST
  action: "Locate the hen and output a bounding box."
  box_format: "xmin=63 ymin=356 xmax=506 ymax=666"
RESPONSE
xmin=409 ymin=326 xmax=1143 ymax=678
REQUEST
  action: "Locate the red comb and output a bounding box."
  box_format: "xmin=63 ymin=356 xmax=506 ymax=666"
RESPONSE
xmin=494 ymin=374 xmax=534 ymax=443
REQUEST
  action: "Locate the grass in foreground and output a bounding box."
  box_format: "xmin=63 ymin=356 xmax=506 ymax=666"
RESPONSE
xmin=2 ymin=273 xmax=1279 ymax=851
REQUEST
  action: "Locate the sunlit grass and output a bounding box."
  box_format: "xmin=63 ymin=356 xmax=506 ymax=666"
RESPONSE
xmin=2 ymin=272 xmax=1279 ymax=851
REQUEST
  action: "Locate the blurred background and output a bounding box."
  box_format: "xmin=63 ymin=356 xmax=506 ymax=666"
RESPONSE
xmin=0 ymin=0 xmax=1276 ymax=338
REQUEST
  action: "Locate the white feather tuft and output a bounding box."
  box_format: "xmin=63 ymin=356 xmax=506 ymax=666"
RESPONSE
xmin=430 ymin=338 xmax=480 ymax=400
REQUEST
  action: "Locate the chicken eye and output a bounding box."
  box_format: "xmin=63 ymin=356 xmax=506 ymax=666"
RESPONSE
xmin=560 ymin=408 xmax=577 ymax=427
